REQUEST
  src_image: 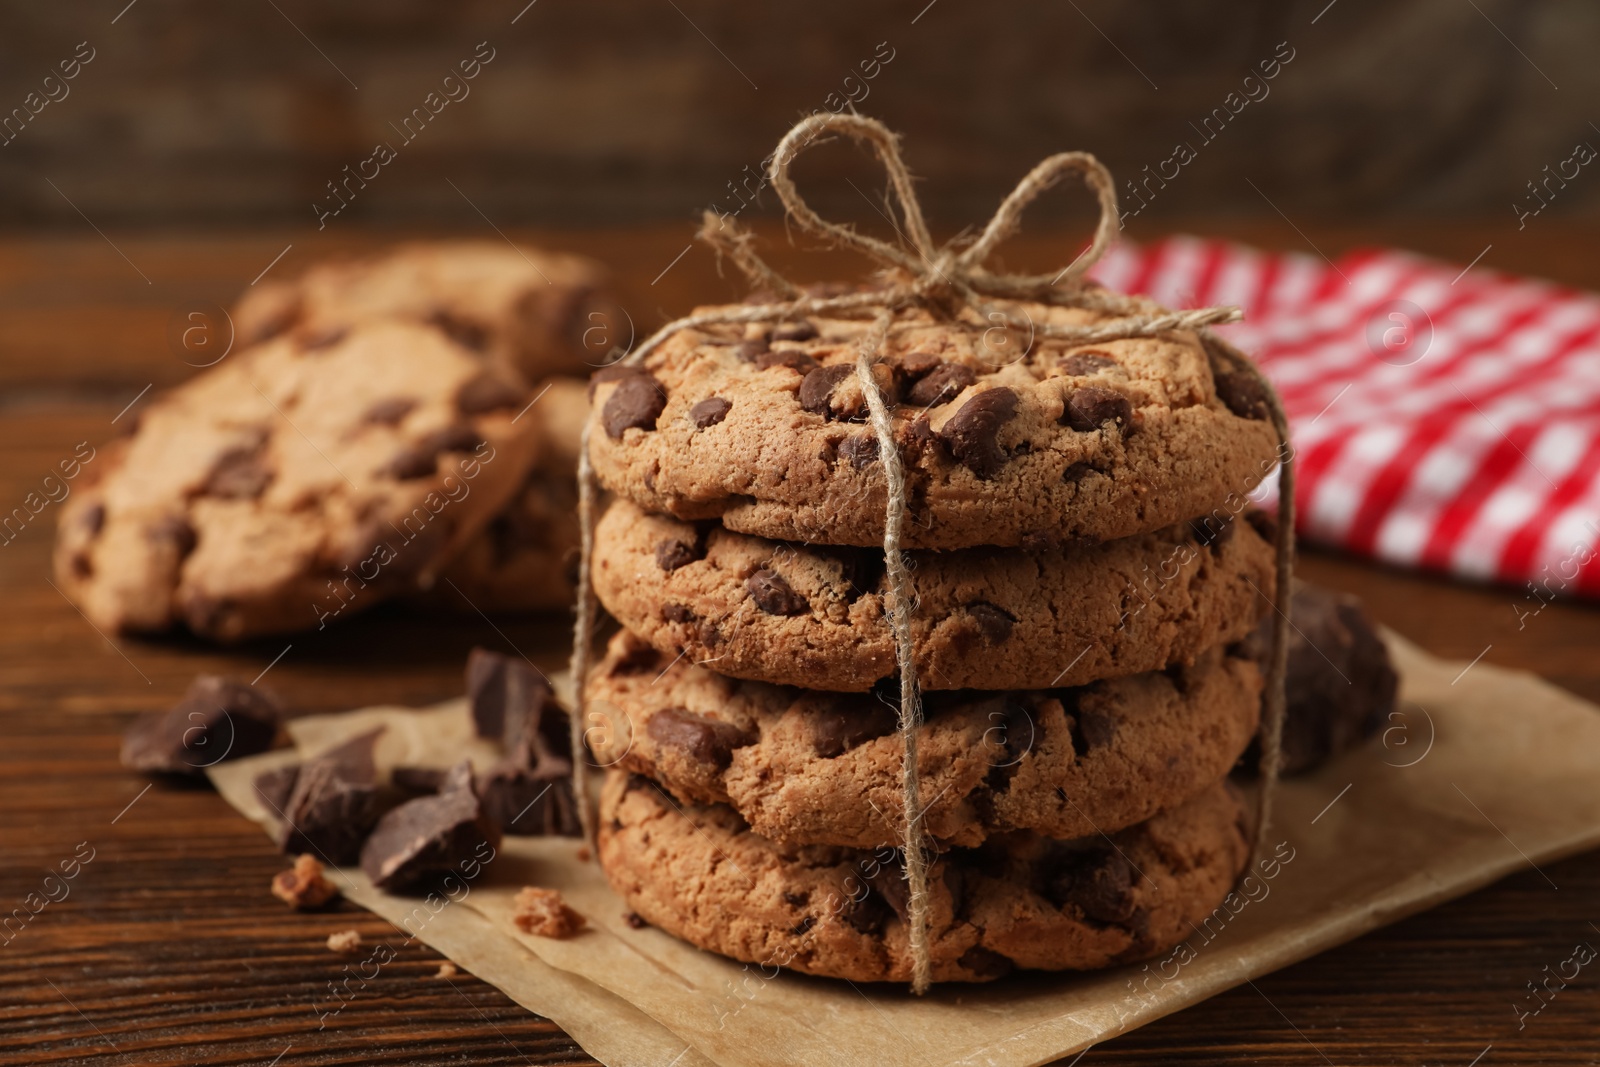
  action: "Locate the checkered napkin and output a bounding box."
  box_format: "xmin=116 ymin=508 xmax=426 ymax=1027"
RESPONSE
xmin=1090 ymin=237 xmax=1600 ymax=602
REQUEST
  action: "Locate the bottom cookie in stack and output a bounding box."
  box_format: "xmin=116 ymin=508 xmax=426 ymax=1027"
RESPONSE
xmin=598 ymin=770 xmax=1252 ymax=983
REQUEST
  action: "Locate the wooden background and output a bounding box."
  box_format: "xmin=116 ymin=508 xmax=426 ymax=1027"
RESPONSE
xmin=0 ymin=0 xmax=1597 ymax=229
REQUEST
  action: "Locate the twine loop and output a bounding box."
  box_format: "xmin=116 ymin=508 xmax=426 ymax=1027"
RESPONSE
xmin=569 ymin=113 xmax=1293 ymax=997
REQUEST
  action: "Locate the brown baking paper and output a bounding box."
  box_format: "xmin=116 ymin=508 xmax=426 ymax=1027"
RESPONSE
xmin=211 ymin=632 xmax=1600 ymax=1067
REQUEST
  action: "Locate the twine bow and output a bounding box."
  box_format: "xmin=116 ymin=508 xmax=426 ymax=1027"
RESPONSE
xmin=568 ymin=113 xmax=1293 ymax=996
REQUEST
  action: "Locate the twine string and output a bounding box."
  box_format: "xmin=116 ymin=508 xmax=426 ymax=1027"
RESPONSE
xmin=567 ymin=113 xmax=1292 ymax=996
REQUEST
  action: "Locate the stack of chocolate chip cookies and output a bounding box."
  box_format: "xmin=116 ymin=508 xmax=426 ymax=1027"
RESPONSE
xmin=583 ymin=299 xmax=1283 ymax=983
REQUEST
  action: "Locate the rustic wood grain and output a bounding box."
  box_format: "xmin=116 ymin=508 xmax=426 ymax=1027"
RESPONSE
xmin=2 ymin=228 xmax=1599 ymax=1065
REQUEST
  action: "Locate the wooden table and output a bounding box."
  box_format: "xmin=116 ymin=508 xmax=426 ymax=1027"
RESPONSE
xmin=4 ymin=223 xmax=1599 ymax=1065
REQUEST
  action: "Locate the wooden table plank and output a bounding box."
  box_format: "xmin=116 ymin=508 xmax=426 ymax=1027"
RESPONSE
xmin=3 ymin=228 xmax=1599 ymax=1065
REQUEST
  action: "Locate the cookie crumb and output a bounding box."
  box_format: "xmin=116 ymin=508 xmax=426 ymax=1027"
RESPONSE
xmin=272 ymin=854 xmax=340 ymax=910
xmin=624 ymin=911 xmax=648 ymax=929
xmin=575 ymin=846 xmax=591 ymax=862
xmin=434 ymin=961 xmax=459 ymax=979
xmin=512 ymin=886 xmax=586 ymax=939
xmin=326 ymin=929 xmax=362 ymax=954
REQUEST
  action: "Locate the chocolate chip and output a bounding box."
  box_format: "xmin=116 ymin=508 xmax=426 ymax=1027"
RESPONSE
xmin=430 ymin=310 xmax=490 ymax=352
xmin=907 ymin=363 xmax=976 ymax=408
xmin=655 ymin=538 xmax=700 ymax=572
xmin=149 ymin=515 xmax=197 ymax=559
xmin=897 ymin=351 xmax=942 ymax=378
xmin=645 ymin=707 xmax=752 ymax=769
xmin=478 ymin=762 xmax=581 ymax=837
xmin=938 ymin=387 xmax=1018 ymax=478
xmin=798 ymin=364 xmax=854 ymax=417
xmin=1062 ymin=386 xmax=1132 ymax=432
xmin=957 ymin=945 xmax=1016 ymax=979
xmin=1216 ymin=371 xmax=1271 ymax=420
xmin=80 ymin=502 xmax=106 ymax=537
xmin=587 ymin=362 xmax=644 ymax=400
xmin=839 ymin=433 xmax=880 ymax=470
xmin=734 ymin=337 xmax=770 ymax=363
xmin=204 ymin=444 xmax=273 ymax=500
xmin=1043 ymin=847 xmax=1136 ymax=924
xmin=757 ymin=349 xmax=821 ymax=375
xmin=364 ymin=397 xmax=416 ymax=426
xmin=601 ymin=374 xmax=666 ymax=438
xmin=790 ymin=916 xmax=817 ymax=936
xmin=625 ymin=912 xmax=649 ymax=929
xmin=121 ymin=675 xmax=283 ymax=775
xmin=810 ymin=701 xmax=897 ymax=758
xmin=1061 ymin=462 xmax=1097 ymax=484
xmin=746 ymin=569 xmax=807 ymax=616
xmin=966 ymin=601 xmax=1016 ymax=643
xmin=690 ymin=396 xmax=732 ymax=428
xmin=69 ymin=552 xmax=92 ymax=578
xmin=842 ymin=886 xmax=893 ymax=934
xmin=662 ymin=603 xmax=695 ymax=624
xmin=360 ymin=761 xmax=501 ymax=891
xmin=832 ymin=547 xmax=885 ymax=600
xmin=276 ymin=729 xmax=386 ymax=865
xmin=385 ymin=424 xmax=484 ymax=480
xmin=1059 ymin=352 xmax=1118 ymax=376
xmin=392 ymin=765 xmax=447 ymax=793
xmin=456 ymin=371 xmax=526 ymax=415
xmin=772 ymin=320 xmax=817 ymax=342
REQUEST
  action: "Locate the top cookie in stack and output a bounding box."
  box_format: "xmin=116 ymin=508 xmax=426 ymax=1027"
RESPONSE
xmin=584 ymin=297 xmax=1284 ymax=983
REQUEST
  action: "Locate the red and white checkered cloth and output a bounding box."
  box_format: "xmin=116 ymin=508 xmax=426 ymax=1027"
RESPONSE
xmin=1089 ymin=237 xmax=1600 ymax=600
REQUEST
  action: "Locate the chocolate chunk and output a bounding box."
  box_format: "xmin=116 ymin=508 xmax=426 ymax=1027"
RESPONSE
xmin=645 ymin=707 xmax=752 ymax=770
xmin=203 ymin=442 xmax=273 ymax=499
xmin=1059 ymin=351 xmax=1118 ymax=376
xmin=80 ymin=502 xmax=106 ymax=537
xmin=966 ymin=601 xmax=1016 ymax=643
xmin=1242 ymin=584 xmax=1397 ymax=775
xmin=832 ymin=547 xmax=885 ymax=599
xmin=360 ymin=761 xmax=501 ymax=892
xmin=798 ymin=364 xmax=855 ymax=417
xmin=842 ymin=884 xmax=894 ymax=934
xmin=662 ymin=603 xmax=695 ymax=624
xmin=746 ymin=568 xmax=808 ymax=616
xmin=587 ymin=362 xmax=644 ymax=400
xmin=938 ymin=388 xmax=1018 ymax=478
xmin=364 ymin=397 xmax=416 ymax=426
xmin=1215 ymin=371 xmax=1271 ymax=421
xmin=1073 ymin=706 xmax=1117 ymax=751
xmin=957 ymin=945 xmax=1016 ymax=979
xmin=867 ymin=864 xmax=910 ymax=922
xmin=148 ymin=515 xmax=197 ymax=559
xmin=625 ymin=912 xmax=649 ymax=929
xmin=276 ymin=728 xmax=385 ymax=865
xmin=690 ymin=396 xmax=732 ymax=428
xmin=790 ymin=915 xmax=817 ymax=936
xmin=1062 ymin=386 xmax=1132 ymax=432
xmin=838 ymin=433 xmax=879 ymax=470
xmin=430 ymin=310 xmax=490 ymax=352
xmin=121 ymin=675 xmax=283 ymax=776
xmin=772 ymin=320 xmax=817 ymax=342
xmin=758 ymin=350 xmax=821 ymax=376
xmin=465 ymin=648 xmax=568 ymax=772
xmin=655 ymin=538 xmax=700 ymax=572
xmin=1061 ymin=462 xmax=1098 ymax=484
xmin=810 ymin=701 xmax=898 ymax=758
xmin=254 ymin=764 xmax=300 ymax=812
xmin=456 ymin=371 xmax=526 ymax=415
xmin=1043 ymin=846 xmax=1136 ymax=924
xmin=385 ymin=424 xmax=484 ymax=480
xmin=907 ymin=363 xmax=976 ymax=408
xmin=734 ymin=337 xmax=771 ymax=363
xmin=477 ymin=762 xmax=582 ymax=837
xmin=601 ymin=374 xmax=667 ymax=438
xmin=897 ymin=351 xmax=942 ymax=378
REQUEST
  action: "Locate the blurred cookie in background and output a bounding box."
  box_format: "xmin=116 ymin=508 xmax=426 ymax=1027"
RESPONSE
xmin=234 ymin=240 xmax=622 ymax=383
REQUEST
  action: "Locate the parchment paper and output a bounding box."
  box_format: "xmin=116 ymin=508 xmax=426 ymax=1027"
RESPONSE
xmin=211 ymin=631 xmax=1600 ymax=1067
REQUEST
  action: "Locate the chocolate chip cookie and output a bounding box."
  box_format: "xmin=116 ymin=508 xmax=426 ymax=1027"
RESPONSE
xmin=416 ymin=377 xmax=586 ymax=612
xmin=599 ymin=770 xmax=1252 ymax=983
xmin=54 ymin=320 xmax=541 ymax=640
xmin=592 ymin=498 xmax=1273 ymax=691
xmin=587 ymin=303 xmax=1281 ymax=549
xmin=585 ymin=630 xmax=1261 ymax=849
xmin=234 ymin=240 xmax=618 ymax=383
